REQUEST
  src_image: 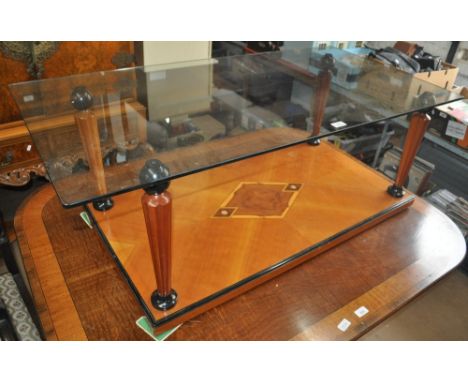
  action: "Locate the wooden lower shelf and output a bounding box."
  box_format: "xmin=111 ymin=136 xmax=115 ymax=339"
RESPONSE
xmin=89 ymin=141 xmax=414 ymax=333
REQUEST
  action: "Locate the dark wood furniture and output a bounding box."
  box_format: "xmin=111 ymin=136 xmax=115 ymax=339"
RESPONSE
xmin=14 ymin=184 xmax=466 ymax=340
xmin=0 ymin=121 xmax=45 ymax=187
xmin=0 ymin=42 xmax=135 ymax=187
xmin=0 ymin=99 xmax=146 ymax=188
xmin=1 ymin=211 xmax=19 ymax=275
xmin=0 ymin=42 xmax=135 ymax=125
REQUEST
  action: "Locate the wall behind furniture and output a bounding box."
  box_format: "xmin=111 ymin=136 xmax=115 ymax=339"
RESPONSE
xmin=142 ymin=41 xmax=211 ymax=66
xmin=140 ymin=41 xmax=212 ymax=121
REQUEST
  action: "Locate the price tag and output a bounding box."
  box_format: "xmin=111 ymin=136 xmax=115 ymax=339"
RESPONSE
xmin=149 ymin=71 xmax=166 ymax=81
xmin=337 ymin=318 xmax=351 ymax=332
xmin=354 ymin=306 xmax=369 ymax=318
xmin=446 ymin=122 xmax=467 ymax=140
xmin=331 ymin=121 xmax=347 ymax=129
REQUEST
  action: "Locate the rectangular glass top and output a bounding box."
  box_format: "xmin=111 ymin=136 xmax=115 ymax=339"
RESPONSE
xmin=9 ymin=48 xmax=461 ymax=207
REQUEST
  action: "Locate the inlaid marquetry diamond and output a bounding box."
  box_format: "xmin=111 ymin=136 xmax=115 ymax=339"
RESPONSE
xmin=214 ymin=182 xmax=302 ymax=218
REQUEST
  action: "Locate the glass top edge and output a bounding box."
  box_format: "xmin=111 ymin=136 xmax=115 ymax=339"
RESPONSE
xmin=58 ymin=135 xmax=311 ymax=208
xmin=7 ymin=52 xmax=277 ymax=88
xmin=8 ymin=47 xmax=462 ymax=208
xmin=57 ymin=90 xmax=463 ymax=209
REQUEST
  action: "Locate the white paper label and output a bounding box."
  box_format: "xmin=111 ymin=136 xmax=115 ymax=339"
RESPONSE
xmin=337 ymin=318 xmax=351 ymax=332
xmin=23 ymin=94 xmax=34 ymax=102
xmin=446 ymin=122 xmax=467 ymax=140
xmin=354 ymin=306 xmax=369 ymax=318
xmin=26 ymin=144 xmax=32 ymax=152
xmin=149 ymin=71 xmax=166 ymax=81
xmin=331 ymin=121 xmax=347 ymax=129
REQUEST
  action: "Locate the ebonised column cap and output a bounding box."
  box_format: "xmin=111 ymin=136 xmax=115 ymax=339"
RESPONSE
xmin=416 ymin=91 xmax=437 ymax=110
xmin=70 ymin=86 xmax=94 ymax=111
xmin=319 ymin=53 xmax=337 ymax=75
xmin=139 ymin=159 xmax=171 ymax=194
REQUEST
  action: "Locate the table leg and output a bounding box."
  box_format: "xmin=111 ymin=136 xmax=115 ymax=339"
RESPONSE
xmin=387 ymin=112 xmax=431 ymax=198
xmin=141 ymin=189 xmax=177 ymax=311
xmin=139 ymin=159 xmax=177 ymax=311
xmin=72 ymin=86 xmax=114 ymax=211
xmin=309 ymin=54 xmax=335 ymax=146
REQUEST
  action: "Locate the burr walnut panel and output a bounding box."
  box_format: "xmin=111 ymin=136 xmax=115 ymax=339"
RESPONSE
xmin=1 ymin=42 xmax=134 ymax=124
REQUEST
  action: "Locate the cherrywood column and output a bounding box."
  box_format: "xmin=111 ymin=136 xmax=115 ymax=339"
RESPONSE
xmin=387 ymin=112 xmax=431 ymax=197
xmin=309 ymin=54 xmax=335 ymax=145
xmin=139 ymin=159 xmax=177 ymax=311
xmin=71 ymin=86 xmax=113 ymax=211
xmin=74 ymin=111 xmax=106 ymax=194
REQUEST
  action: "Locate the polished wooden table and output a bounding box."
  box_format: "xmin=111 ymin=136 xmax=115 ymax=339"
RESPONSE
xmin=15 ymin=185 xmax=466 ymax=340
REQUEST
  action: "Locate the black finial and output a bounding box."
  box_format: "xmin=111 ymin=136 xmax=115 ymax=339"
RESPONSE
xmin=416 ymin=91 xmax=436 ymax=109
xmin=70 ymin=86 xmax=94 ymax=111
xmin=139 ymin=159 xmax=170 ymax=194
xmin=319 ymin=53 xmax=337 ymax=75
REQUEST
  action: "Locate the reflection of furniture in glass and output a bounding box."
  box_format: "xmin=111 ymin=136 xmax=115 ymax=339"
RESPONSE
xmin=0 ymin=121 xmax=45 ymax=186
xmin=379 ymin=147 xmax=435 ymax=196
xmin=0 ymin=42 xmax=135 ymax=125
xmin=0 ymin=42 xmax=136 ymax=187
xmin=10 ymin=50 xmax=461 ymax=334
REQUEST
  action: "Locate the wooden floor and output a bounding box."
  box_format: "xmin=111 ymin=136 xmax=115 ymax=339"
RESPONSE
xmin=90 ymin=141 xmax=414 ymax=331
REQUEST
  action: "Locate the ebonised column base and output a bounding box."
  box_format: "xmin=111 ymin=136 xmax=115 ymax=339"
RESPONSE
xmin=387 ymin=184 xmax=405 ymax=198
xmin=93 ymin=197 xmax=114 ymax=211
xmin=151 ymin=289 xmax=178 ymax=311
xmin=308 ymin=138 xmax=321 ymax=146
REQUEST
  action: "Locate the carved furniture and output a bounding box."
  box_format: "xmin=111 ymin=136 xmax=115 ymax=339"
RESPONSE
xmin=0 ymin=101 xmax=146 ymax=188
xmin=0 ymin=120 xmax=45 ymax=187
xmin=9 ymin=49 xmax=462 ymax=335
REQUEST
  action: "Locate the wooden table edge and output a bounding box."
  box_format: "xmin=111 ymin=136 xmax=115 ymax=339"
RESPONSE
xmin=14 ymin=185 xmax=467 ymax=341
xmin=14 ymin=185 xmax=87 ymax=340
xmin=292 ymin=200 xmax=467 ymax=340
